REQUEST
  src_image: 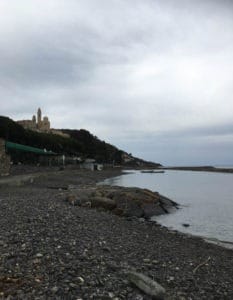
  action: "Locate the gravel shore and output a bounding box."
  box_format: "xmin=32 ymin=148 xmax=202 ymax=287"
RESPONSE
xmin=0 ymin=167 xmax=233 ymax=299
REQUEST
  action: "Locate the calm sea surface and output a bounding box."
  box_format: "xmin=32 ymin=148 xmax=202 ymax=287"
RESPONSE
xmin=103 ymin=170 xmax=233 ymax=244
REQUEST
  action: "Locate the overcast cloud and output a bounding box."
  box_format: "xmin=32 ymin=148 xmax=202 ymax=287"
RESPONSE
xmin=1 ymin=0 xmax=233 ymax=165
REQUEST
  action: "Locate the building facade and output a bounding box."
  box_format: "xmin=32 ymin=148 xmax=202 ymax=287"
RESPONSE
xmin=17 ymin=108 xmax=70 ymax=138
xmin=17 ymin=108 xmax=50 ymax=132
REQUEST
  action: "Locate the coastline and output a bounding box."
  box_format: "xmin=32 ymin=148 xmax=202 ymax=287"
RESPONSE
xmin=0 ymin=167 xmax=233 ymax=299
xmin=161 ymin=166 xmax=233 ymax=173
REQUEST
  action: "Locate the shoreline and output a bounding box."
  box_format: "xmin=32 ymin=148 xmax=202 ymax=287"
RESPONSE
xmin=161 ymin=166 xmax=233 ymax=173
xmin=103 ymin=168 xmax=233 ymax=250
xmin=0 ymin=167 xmax=233 ymax=299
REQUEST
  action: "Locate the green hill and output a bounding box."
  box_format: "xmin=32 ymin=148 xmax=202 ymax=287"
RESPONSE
xmin=0 ymin=116 xmax=124 ymax=164
xmin=0 ymin=115 xmax=161 ymax=167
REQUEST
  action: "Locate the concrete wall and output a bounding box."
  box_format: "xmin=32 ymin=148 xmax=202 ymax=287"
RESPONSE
xmin=0 ymin=139 xmax=11 ymax=176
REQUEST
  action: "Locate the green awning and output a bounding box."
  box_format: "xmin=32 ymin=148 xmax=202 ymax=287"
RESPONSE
xmin=5 ymin=141 xmax=57 ymax=155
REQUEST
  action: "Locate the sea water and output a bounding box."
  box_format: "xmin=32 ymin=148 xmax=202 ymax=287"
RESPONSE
xmin=103 ymin=170 xmax=233 ymax=244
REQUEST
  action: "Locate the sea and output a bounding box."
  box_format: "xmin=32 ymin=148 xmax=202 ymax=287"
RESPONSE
xmin=102 ymin=169 xmax=233 ymax=247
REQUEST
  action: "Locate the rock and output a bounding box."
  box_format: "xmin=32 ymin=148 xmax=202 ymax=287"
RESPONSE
xmin=36 ymin=253 xmax=43 ymax=258
xmin=108 ymin=292 xmax=115 ymax=298
xmin=64 ymin=185 xmax=177 ymax=219
xmin=138 ymin=218 xmax=145 ymax=222
xmin=159 ymin=195 xmax=178 ymax=212
xmin=113 ymin=208 xmax=124 ymax=216
xmin=91 ymin=196 xmax=116 ymax=210
xmin=130 ymin=294 xmax=144 ymax=300
xmin=102 ymin=246 xmax=111 ymax=252
xmin=168 ymin=276 xmax=175 ymax=281
xmin=143 ymin=189 xmax=160 ymax=202
xmin=93 ymin=190 xmax=103 ymax=197
xmin=142 ymin=203 xmax=166 ymax=218
xmin=152 ymin=260 xmax=159 ymax=265
xmin=123 ymin=202 xmax=144 ymax=218
xmin=126 ymin=271 xmax=166 ymax=299
xmin=143 ymin=258 xmax=151 ymax=263
xmin=66 ymin=194 xmax=78 ymax=206
xmin=81 ymin=201 xmax=91 ymax=207
xmin=113 ymin=192 xmax=144 ymax=217
xmin=182 ymin=223 xmax=190 ymax=227
xmin=32 ymin=258 xmax=41 ymax=264
xmin=77 ymin=277 xmax=85 ymax=285
xmin=51 ymin=286 xmax=59 ymax=293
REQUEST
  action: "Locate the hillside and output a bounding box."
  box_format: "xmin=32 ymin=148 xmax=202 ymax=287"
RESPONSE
xmin=0 ymin=116 xmax=161 ymax=167
xmin=0 ymin=116 xmax=121 ymax=164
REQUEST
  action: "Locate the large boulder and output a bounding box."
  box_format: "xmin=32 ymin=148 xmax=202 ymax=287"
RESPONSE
xmin=159 ymin=195 xmax=178 ymax=213
xmin=142 ymin=203 xmax=167 ymax=218
xmin=142 ymin=189 xmax=160 ymax=202
xmin=120 ymin=201 xmax=144 ymax=218
xmin=64 ymin=185 xmax=178 ymax=219
xmin=91 ymin=196 xmax=116 ymax=210
xmin=126 ymin=271 xmax=166 ymax=299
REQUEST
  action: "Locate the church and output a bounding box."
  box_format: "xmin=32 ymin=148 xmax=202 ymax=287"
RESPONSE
xmin=17 ymin=108 xmax=50 ymax=132
xmin=17 ymin=108 xmax=69 ymax=138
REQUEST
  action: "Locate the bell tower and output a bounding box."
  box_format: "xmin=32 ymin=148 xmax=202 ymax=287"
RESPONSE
xmin=37 ymin=108 xmax=42 ymax=128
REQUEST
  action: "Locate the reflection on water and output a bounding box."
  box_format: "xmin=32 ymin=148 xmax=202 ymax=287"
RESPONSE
xmin=102 ymin=170 xmax=233 ymax=243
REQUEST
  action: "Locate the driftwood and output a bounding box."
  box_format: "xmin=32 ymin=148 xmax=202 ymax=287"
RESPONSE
xmin=193 ymin=256 xmax=211 ymax=274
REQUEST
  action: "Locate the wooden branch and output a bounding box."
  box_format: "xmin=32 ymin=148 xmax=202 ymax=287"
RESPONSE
xmin=193 ymin=256 xmax=211 ymax=274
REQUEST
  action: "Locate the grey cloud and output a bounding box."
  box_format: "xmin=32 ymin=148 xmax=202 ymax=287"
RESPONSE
xmin=110 ymin=121 xmax=233 ymax=165
xmin=1 ymin=0 xmax=233 ymax=165
xmin=1 ymin=0 xmax=233 ymax=89
xmin=117 ymin=132 xmax=233 ymax=166
xmin=150 ymin=123 xmax=233 ymax=140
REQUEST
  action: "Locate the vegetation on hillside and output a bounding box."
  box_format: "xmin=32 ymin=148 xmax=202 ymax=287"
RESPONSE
xmin=0 ymin=116 xmax=161 ymax=167
xmin=0 ymin=116 xmax=123 ymax=164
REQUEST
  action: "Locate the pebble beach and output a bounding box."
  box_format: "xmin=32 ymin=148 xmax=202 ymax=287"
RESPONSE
xmin=0 ymin=167 xmax=233 ymax=299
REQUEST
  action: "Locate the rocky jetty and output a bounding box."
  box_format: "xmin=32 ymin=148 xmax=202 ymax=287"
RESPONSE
xmin=65 ymin=185 xmax=178 ymax=219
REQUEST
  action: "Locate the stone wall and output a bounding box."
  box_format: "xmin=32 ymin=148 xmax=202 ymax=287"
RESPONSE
xmin=17 ymin=119 xmax=37 ymax=130
xmin=0 ymin=139 xmax=11 ymax=176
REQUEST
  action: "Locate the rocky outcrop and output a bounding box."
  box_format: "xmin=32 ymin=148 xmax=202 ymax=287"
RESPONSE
xmin=65 ymin=185 xmax=178 ymax=219
xmin=91 ymin=196 xmax=116 ymax=210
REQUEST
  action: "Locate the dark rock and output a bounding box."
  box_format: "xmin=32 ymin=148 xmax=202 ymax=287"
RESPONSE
xmin=112 ymin=191 xmax=144 ymax=217
xmin=91 ymin=197 xmax=116 ymax=210
xmin=66 ymin=194 xmax=79 ymax=206
xmin=142 ymin=189 xmax=160 ymax=202
xmin=142 ymin=203 xmax=166 ymax=218
xmin=159 ymin=195 xmax=178 ymax=212
xmin=126 ymin=271 xmax=166 ymax=299
xmin=113 ymin=208 xmax=124 ymax=216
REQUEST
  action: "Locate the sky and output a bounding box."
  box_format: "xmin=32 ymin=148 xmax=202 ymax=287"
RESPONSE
xmin=1 ymin=0 xmax=233 ymax=166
